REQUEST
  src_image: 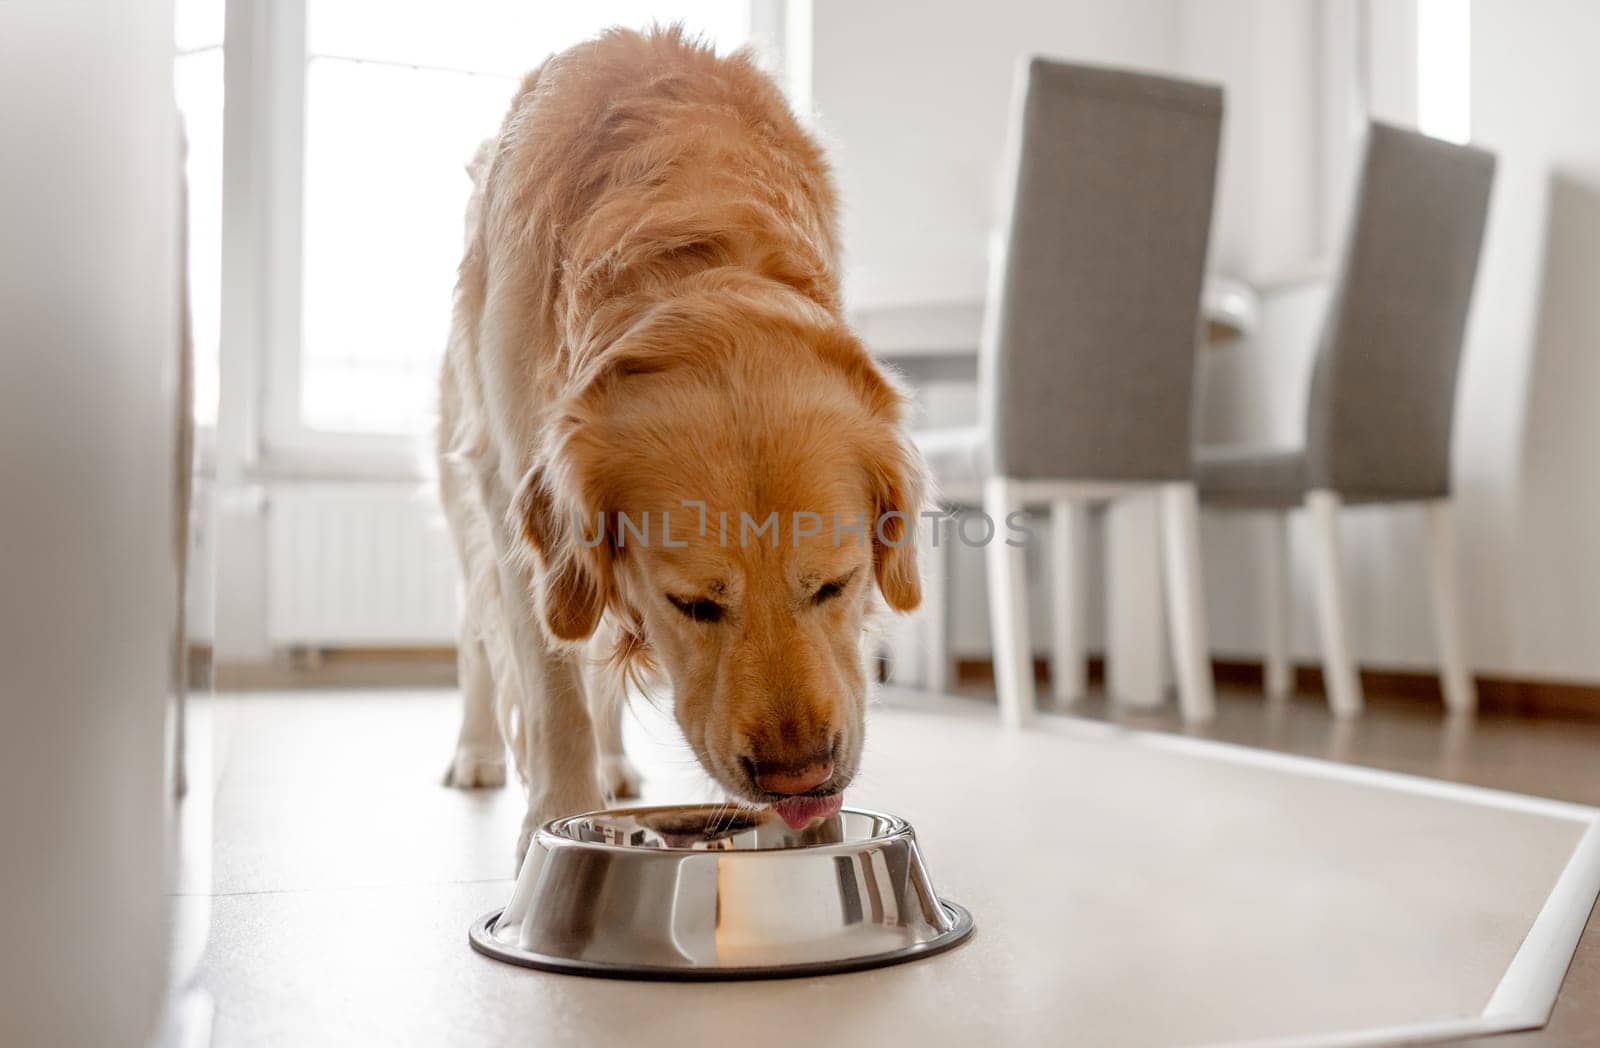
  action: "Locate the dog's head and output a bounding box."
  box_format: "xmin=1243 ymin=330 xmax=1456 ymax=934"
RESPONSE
xmin=518 ymin=291 xmax=925 ymax=820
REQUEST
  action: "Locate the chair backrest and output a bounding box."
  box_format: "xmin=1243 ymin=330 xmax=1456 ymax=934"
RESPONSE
xmin=1305 ymin=123 xmax=1495 ymax=499
xmin=979 ymin=58 xmax=1222 ymax=483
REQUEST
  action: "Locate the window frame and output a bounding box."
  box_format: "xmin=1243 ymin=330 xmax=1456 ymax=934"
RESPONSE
xmin=218 ymin=0 xmax=795 ymax=482
xmin=175 ymin=12 xmax=225 ymax=472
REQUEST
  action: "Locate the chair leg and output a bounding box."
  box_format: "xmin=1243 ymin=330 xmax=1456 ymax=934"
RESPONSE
xmin=921 ymin=512 xmax=952 ymax=694
xmin=1048 ymin=496 xmax=1087 ymax=704
xmin=1305 ymin=490 xmax=1364 ymax=717
xmin=983 ymin=478 xmax=1035 ymax=728
xmin=1106 ymin=490 xmax=1166 ymax=710
xmin=1426 ymin=499 xmax=1477 ymax=714
xmin=1159 ymin=483 xmax=1216 ymax=723
xmin=1262 ymin=511 xmax=1293 ymax=697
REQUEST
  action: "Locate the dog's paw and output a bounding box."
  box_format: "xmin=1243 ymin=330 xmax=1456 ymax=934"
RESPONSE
xmin=600 ymin=754 xmax=644 ymax=801
xmin=441 ymin=746 xmax=506 ymax=789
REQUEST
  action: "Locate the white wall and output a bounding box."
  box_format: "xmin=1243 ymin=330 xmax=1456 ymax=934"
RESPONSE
xmin=1176 ymin=0 xmax=1332 ymax=283
xmin=810 ymin=0 xmax=1342 ymax=309
xmin=1366 ymin=0 xmax=1419 ymax=126
xmin=0 ymin=2 xmax=179 ymax=1043
xmin=810 ymin=0 xmax=1182 ymax=310
xmin=1462 ymin=0 xmax=1600 ymax=681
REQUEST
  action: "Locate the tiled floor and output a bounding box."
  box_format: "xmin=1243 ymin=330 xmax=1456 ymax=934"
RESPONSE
xmin=1034 ymin=687 xmax=1600 ymax=810
xmin=990 ymin=688 xmax=1600 ymax=1048
xmin=173 ymin=686 xmax=1600 ymax=1047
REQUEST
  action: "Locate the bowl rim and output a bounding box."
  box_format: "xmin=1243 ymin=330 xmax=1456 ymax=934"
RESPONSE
xmin=538 ymin=803 xmax=914 ymax=855
xmin=469 ymin=900 xmax=974 ymax=981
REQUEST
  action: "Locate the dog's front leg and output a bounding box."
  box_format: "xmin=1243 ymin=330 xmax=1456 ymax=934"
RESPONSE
xmin=475 ymin=467 xmax=606 ymax=863
xmin=521 ymin=640 xmax=608 ymax=851
xmin=489 ymin=557 xmax=606 ymax=863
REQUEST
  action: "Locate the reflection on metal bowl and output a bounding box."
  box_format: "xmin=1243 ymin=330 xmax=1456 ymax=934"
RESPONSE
xmin=469 ymin=804 xmax=973 ymax=980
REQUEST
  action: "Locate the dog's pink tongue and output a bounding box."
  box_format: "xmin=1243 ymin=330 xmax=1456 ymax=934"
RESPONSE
xmin=772 ymin=793 xmax=843 ymax=830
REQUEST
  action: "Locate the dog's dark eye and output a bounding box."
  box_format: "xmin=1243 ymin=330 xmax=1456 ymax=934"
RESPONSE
xmin=811 ymin=572 xmax=856 ymax=605
xmin=668 ymin=594 xmax=725 ymax=624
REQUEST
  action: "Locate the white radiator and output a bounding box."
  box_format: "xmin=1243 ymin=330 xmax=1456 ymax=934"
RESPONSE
xmin=267 ymin=483 xmax=460 ymax=647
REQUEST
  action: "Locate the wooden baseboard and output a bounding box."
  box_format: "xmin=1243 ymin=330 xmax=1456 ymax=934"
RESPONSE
xmin=212 ymin=646 xmax=458 ymax=691
xmin=207 ymin=644 xmax=1600 ymax=723
xmin=951 ymin=656 xmax=1600 ymax=722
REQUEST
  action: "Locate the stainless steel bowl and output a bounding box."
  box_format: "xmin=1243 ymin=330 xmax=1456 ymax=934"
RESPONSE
xmin=470 ymin=804 xmax=972 ymax=980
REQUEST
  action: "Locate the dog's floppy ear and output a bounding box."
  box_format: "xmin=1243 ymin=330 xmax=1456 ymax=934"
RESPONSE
xmin=515 ymin=464 xmax=610 ymax=643
xmin=513 ymin=321 xmax=686 ymax=644
xmin=813 ymin=326 xmax=929 ymax=614
xmin=866 ymin=431 xmax=927 ymax=613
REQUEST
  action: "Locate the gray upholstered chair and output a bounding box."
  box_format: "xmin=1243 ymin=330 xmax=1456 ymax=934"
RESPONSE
xmin=1196 ymin=123 xmax=1496 ymax=717
xmin=915 ymin=58 xmax=1224 ymax=726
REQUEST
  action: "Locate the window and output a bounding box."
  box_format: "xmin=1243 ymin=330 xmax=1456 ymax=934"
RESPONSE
xmin=1416 ymin=0 xmax=1471 ymax=144
xmin=176 ymin=0 xmax=226 ymax=426
xmin=291 ymin=2 xmax=757 ymax=439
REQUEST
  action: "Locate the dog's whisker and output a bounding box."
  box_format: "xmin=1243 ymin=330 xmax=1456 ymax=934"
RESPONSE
xmin=706 ymin=799 xmax=733 ymax=837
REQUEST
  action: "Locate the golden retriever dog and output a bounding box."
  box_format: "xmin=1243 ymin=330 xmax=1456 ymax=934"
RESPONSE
xmin=437 ymin=27 xmax=926 ymax=858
